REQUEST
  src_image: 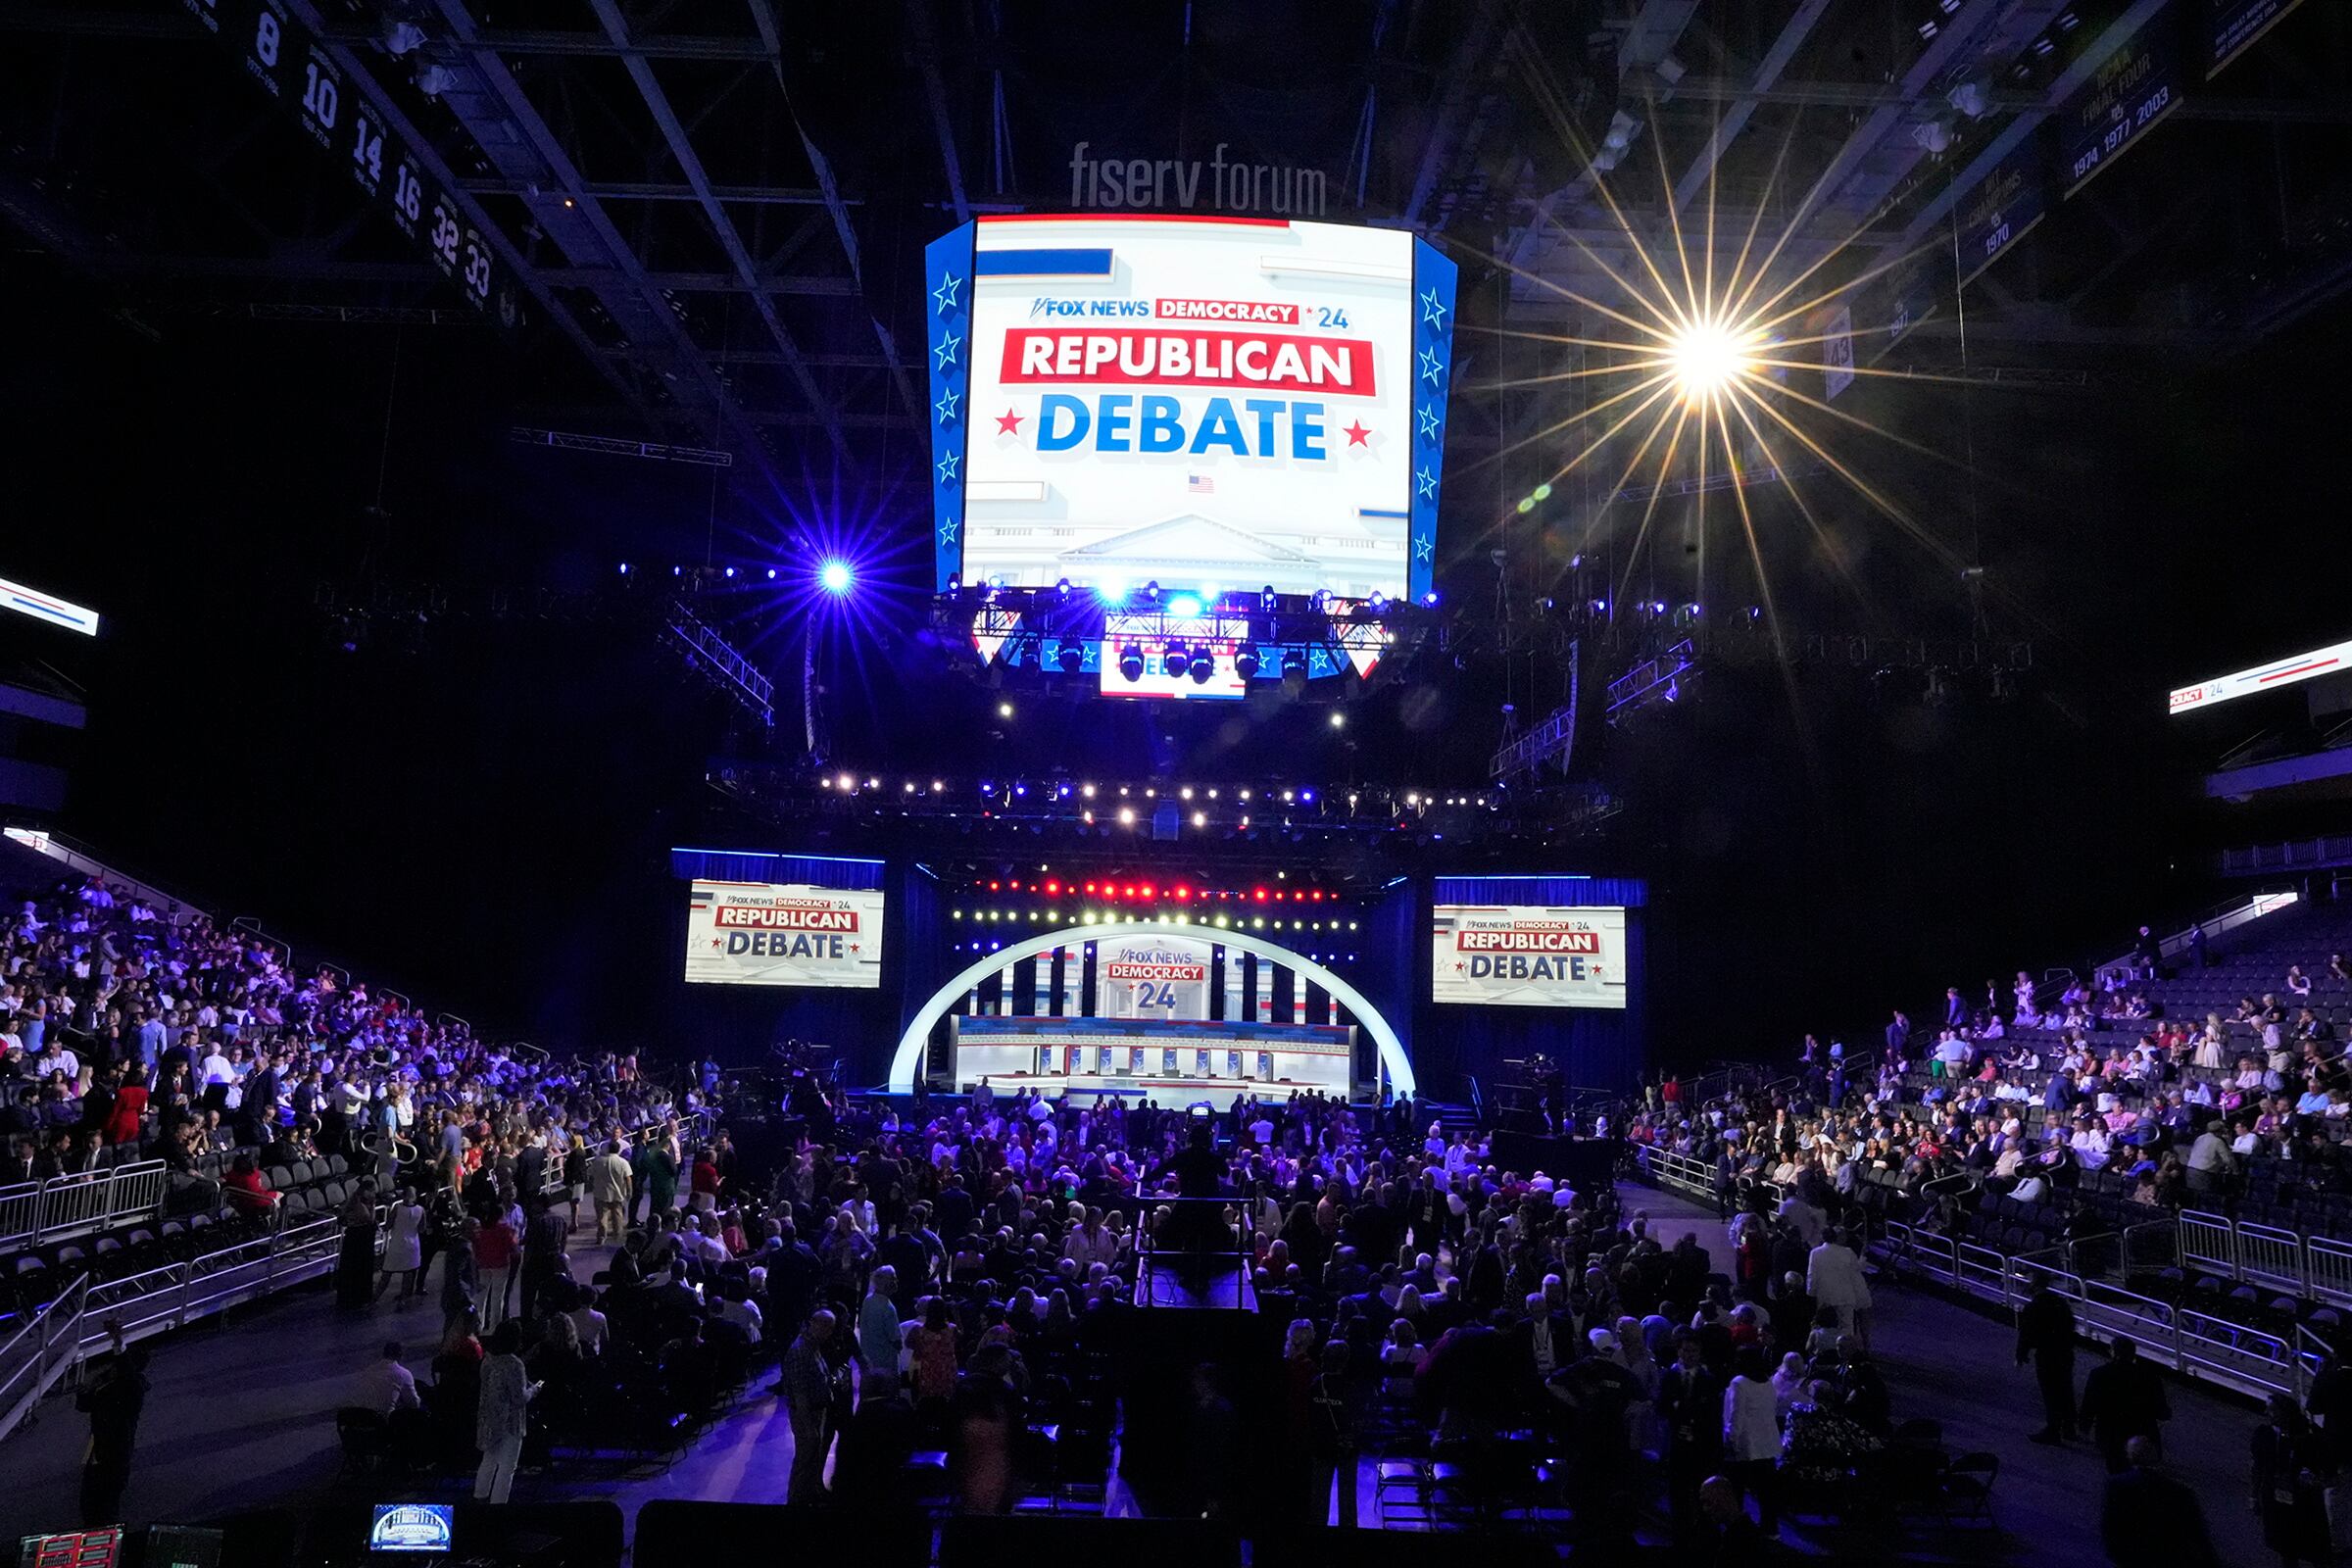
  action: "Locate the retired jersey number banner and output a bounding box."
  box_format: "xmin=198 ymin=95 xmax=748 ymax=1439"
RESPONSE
xmin=1431 ymin=905 xmax=1627 ymax=1009
xmin=684 ymin=881 xmax=884 ymax=988
xmin=1097 ymin=935 xmax=1214 ymax=1019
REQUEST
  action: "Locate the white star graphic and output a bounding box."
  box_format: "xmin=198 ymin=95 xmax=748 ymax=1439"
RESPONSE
xmin=932 ymin=271 xmax=962 ymax=315
xmin=1417 ymin=404 xmax=1442 ymax=440
xmin=935 ymin=331 xmax=962 ymax=370
xmin=1418 ymin=345 xmax=1444 ymax=386
xmin=938 ymin=517 xmax=959 ymax=545
xmin=1420 ymin=286 xmax=1447 ymax=328
xmin=1414 ymin=535 xmax=1434 ymax=561
xmin=1416 ymin=466 xmax=1437 ymax=500
xmin=935 ymin=387 xmax=960 ymax=424
xmin=937 ymin=452 xmax=959 ymax=484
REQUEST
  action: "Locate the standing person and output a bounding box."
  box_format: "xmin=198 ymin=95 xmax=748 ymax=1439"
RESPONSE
xmin=74 ymin=1323 xmax=149 ymax=1526
xmin=857 ymin=1265 xmax=904 ymax=1383
xmin=473 ymin=1209 xmax=518 ymax=1332
xmin=2016 ymin=1279 xmax=2079 ymax=1444
xmin=2102 ymin=1436 xmax=2220 ymax=1568
xmin=2079 ymin=1337 xmax=2171 ymax=1473
xmin=441 ymin=1219 xmax=481 ymax=1337
xmin=472 ymin=1322 xmax=537 ymax=1505
xmin=2253 ymin=1395 xmax=2333 ymax=1568
xmin=592 ymin=1140 xmax=632 ymax=1243
xmin=1805 ymin=1228 xmax=1873 ymax=1352
xmin=1306 ymin=1339 xmax=1361 ymax=1528
xmin=779 ymin=1309 xmax=845 ymax=1504
xmin=643 ymin=1141 xmax=679 ymax=1225
xmin=377 ymin=1187 xmax=427 ymax=1303
xmin=1659 ymin=1335 xmax=1726 ymax=1546
xmin=1720 ymin=1347 xmax=1782 ymax=1535
xmin=519 ymin=1196 xmax=569 ymax=1327
xmin=334 ymin=1189 xmax=379 ymax=1311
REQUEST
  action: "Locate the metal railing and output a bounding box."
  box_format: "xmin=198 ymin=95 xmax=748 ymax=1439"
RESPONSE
xmin=2221 ymin=835 xmax=2352 ymax=877
xmin=0 ymin=1273 xmax=87 ymax=1442
xmin=1 ymin=827 xmax=212 ymax=920
xmin=0 ymin=1162 xmax=170 ymax=1255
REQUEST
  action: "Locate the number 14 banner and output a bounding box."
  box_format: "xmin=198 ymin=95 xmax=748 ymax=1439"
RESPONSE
xmin=181 ymin=0 xmax=523 ymax=330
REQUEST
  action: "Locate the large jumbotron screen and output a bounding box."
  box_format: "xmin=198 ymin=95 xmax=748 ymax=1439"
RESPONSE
xmin=683 ymin=881 xmax=884 ymax=988
xmin=1430 ymin=905 xmax=1628 ymax=1009
xmin=924 ymin=215 xmax=1455 ymax=601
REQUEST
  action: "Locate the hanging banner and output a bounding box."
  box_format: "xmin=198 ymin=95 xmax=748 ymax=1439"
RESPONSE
xmin=1816 ymin=305 xmax=1855 ymax=401
xmin=2209 ymin=0 xmax=2303 ymax=77
xmin=2062 ymin=4 xmax=2185 ymax=195
xmin=1957 ymin=145 xmax=2045 ymax=287
xmin=1096 ymin=935 xmax=1214 ymax=1018
xmin=684 ymin=881 xmax=885 ymax=988
xmin=1431 ymin=905 xmax=1627 ymax=1009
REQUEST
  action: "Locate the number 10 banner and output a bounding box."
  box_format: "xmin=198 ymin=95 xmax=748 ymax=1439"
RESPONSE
xmin=181 ymin=0 xmax=523 ymax=330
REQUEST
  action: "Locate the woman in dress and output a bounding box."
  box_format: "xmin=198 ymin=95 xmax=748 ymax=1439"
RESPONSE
xmin=377 ymin=1185 xmax=427 ymax=1302
xmin=335 ymin=1187 xmax=380 ymax=1311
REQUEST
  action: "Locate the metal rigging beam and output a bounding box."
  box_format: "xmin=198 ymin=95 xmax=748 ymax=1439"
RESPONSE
xmin=905 ymin=0 xmax=973 ymax=225
xmin=1671 ymin=0 xmax=1831 ymax=212
xmin=591 ymin=0 xmax=851 ymax=461
xmin=747 ymin=0 xmax=923 ymax=422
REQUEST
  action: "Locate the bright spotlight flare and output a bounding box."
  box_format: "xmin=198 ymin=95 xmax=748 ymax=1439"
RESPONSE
xmin=818 ymin=560 xmax=855 ymax=595
xmin=1663 ymin=316 xmax=1765 ymax=403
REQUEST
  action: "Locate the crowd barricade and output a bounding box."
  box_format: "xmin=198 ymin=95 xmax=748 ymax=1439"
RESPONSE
xmin=2238 ymin=1221 xmax=2309 ymax=1296
xmin=2309 ymin=1238 xmax=2352 ymax=1309
xmin=2177 ymin=1208 xmax=2236 ymax=1276
xmin=0 ymin=1274 xmax=86 ymax=1443
xmin=0 ymin=1161 xmax=172 ymax=1255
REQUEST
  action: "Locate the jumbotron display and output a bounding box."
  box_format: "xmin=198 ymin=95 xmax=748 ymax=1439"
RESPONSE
xmin=682 ymin=881 xmax=885 ymax=988
xmin=925 ymin=215 xmax=1454 ymax=601
xmin=1430 ymin=904 xmax=1628 ymax=1009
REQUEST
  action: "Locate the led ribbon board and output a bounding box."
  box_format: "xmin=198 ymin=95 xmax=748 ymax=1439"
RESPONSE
xmin=2170 ymin=636 xmax=2352 ymax=714
xmin=0 ymin=575 xmax=99 ymax=636
xmin=926 ymin=216 xmax=1451 ymax=602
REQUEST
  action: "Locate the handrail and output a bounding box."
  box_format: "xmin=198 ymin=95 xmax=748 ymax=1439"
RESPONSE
xmin=229 ymin=916 xmax=293 ymax=969
xmin=0 ymin=1273 xmax=87 ymax=1444
xmin=1 ymin=827 xmax=214 ymax=919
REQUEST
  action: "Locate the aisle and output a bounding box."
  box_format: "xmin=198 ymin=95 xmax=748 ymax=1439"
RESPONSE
xmin=1619 ymin=1183 xmax=2269 ymax=1565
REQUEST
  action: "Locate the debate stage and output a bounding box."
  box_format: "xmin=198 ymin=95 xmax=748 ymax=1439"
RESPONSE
xmin=953 ymin=1013 xmax=1356 ymax=1110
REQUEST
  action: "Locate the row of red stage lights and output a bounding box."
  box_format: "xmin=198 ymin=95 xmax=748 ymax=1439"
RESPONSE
xmin=973 ymin=880 xmax=1338 ymax=902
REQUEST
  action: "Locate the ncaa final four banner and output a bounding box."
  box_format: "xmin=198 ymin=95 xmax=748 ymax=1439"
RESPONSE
xmin=683 ymin=881 xmax=885 ymax=989
xmin=1098 ymin=935 xmax=1213 ymax=1019
xmin=1431 ymin=905 xmax=1627 ymax=1010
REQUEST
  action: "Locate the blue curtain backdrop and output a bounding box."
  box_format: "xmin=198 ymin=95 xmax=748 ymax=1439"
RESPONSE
xmin=1415 ymin=875 xmax=1648 ymax=1100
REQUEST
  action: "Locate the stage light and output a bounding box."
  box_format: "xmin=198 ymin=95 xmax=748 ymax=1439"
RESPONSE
xmin=819 ymin=560 xmax=854 ymax=594
xmin=1163 ymin=642 xmax=1192 ymax=679
xmin=1281 ymin=648 xmax=1309 ymax=682
xmin=1175 ymin=885 xmax=1191 ymax=900
xmin=1190 ymin=656 xmax=1213 ymax=685
xmin=1118 ymin=808 xmax=1135 ymax=825
xmin=1140 ymin=883 xmax=1154 ymax=898
xmin=1098 ymin=576 xmax=1127 ymax=604
xmin=723 ymin=566 xmax=736 ymax=578
xmin=836 ymin=772 xmax=856 ymax=791
xmin=766 ymin=567 xmax=778 ymax=580
xmin=998 ymin=702 xmax=1015 ymax=718
xmin=931 ymin=780 xmax=943 ymax=792
xmin=1260 ymin=584 xmax=1279 ymax=612
xmin=1055 ymin=639 xmax=1084 ymax=674
xmin=948 ymin=574 xmax=961 ymax=592
xmin=1167 ymin=594 xmax=1203 ymax=619
xmin=1055 ymin=577 xmax=1072 ymax=599
xmin=1329 ymin=711 xmax=1345 ymax=729
xmin=1081 ymin=783 xmax=1096 ymax=798
xmin=1013 ymin=783 xmax=1027 ymax=796
xmin=1368 ymin=591 xmax=1388 ymax=612
xmin=1045 ymin=880 xmax=1059 ymax=895
xmin=1665 ymin=317 xmax=1762 ymax=402
xmin=1118 ymin=786 xmax=1130 ymax=796
xmin=1422 ymin=591 xmax=1440 ymax=607
xmin=1192 ymin=811 xmax=1205 ymax=826
xmin=1179 ymin=787 xmax=1194 ymax=800
xmin=903 ymin=781 xmax=915 ymax=793
xmin=1301 ymin=790 xmax=1316 ymax=803
xmin=618 ymin=563 xmax=630 ymax=575
xmin=1238 ymin=788 xmax=1251 ymax=800
xmin=672 ymin=565 xmax=682 ymax=576
xmin=1282 ymin=789 xmax=1296 ymax=802
xmin=1118 ymin=646 xmax=1145 ymax=682
xmin=1253 ymin=889 xmax=1268 ymax=902
xmin=1234 ymin=644 xmax=1261 ymax=679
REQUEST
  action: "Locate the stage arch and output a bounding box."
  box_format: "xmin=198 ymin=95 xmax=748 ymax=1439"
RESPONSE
xmin=886 ymin=920 xmax=1415 ymax=1097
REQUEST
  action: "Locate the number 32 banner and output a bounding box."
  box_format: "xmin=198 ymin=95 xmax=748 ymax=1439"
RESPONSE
xmin=684 ymin=882 xmax=885 ymax=989
xmin=1431 ymin=906 xmax=1627 ymax=1009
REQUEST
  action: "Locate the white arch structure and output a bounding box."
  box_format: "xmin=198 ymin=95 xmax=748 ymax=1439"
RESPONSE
xmin=887 ymin=920 xmax=1414 ymax=1097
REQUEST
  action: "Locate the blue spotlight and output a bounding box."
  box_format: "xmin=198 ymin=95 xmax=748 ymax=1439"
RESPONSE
xmin=1422 ymin=590 xmax=1440 ymax=606
xmin=765 ymin=567 xmax=778 ymax=581
xmin=617 ymin=563 xmax=630 ymax=575
xmin=1097 ymin=575 xmax=1128 ymax=605
xmin=1167 ymin=594 xmax=1203 ymax=619
xmin=819 ymin=560 xmax=855 ymax=595
xmin=723 ymin=566 xmax=736 ymax=578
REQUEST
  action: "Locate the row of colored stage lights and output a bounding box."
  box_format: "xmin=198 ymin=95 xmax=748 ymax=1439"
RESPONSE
xmin=951 ymin=909 xmax=1360 ymax=931
xmin=966 ymin=880 xmax=1345 ymax=902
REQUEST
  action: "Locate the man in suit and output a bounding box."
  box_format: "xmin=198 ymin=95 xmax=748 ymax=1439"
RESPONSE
xmin=1513 ymin=1291 xmax=1577 ymax=1397
xmin=1658 ymin=1335 xmax=1726 ymax=1547
xmin=2015 ymin=1280 xmax=2078 ymax=1443
xmin=2100 ymin=1436 xmax=2218 ymax=1566
xmin=2079 ymin=1337 xmax=2171 ymax=1473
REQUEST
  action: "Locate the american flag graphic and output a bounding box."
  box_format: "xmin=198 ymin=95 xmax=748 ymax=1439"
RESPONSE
xmin=1186 ymin=473 xmax=1215 ymax=494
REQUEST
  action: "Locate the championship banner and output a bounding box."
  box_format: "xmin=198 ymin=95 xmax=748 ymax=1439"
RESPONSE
xmin=683 ymin=881 xmax=884 ymax=988
xmin=1957 ymin=144 xmax=2044 ymax=287
xmin=2209 ymin=0 xmax=2302 ymax=77
xmin=2061 ymin=3 xmax=2184 ymax=196
xmin=1097 ymin=934 xmax=1213 ymax=1018
xmin=1431 ymin=905 xmax=1627 ymax=1010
